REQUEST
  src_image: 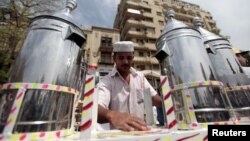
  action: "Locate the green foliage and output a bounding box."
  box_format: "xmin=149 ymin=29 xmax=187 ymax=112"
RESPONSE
xmin=0 ymin=52 xmax=14 ymax=83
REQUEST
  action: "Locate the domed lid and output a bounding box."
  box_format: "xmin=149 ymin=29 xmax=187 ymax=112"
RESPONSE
xmin=193 ymin=17 xmax=224 ymax=42
xmin=34 ymin=0 xmax=80 ymax=27
xmin=160 ymin=9 xmax=190 ymax=36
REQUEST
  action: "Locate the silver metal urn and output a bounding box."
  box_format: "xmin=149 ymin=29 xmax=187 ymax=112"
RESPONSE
xmin=194 ymin=17 xmax=250 ymax=120
xmin=0 ymin=0 xmax=87 ymax=136
xmin=155 ymin=10 xmax=232 ymax=125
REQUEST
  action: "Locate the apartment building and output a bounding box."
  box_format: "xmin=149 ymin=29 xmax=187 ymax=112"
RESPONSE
xmin=113 ymin=0 xmax=220 ymax=88
xmin=82 ymin=26 xmax=120 ymax=80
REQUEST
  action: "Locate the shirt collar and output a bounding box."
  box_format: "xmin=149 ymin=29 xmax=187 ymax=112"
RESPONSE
xmin=110 ymin=66 xmax=138 ymax=77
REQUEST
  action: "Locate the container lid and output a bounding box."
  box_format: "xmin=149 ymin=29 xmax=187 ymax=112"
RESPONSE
xmin=34 ymin=0 xmax=80 ymax=27
xmin=160 ymin=9 xmax=190 ymax=36
xmin=193 ymin=17 xmax=225 ymax=43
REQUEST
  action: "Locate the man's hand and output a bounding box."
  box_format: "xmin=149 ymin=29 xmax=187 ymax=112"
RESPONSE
xmin=106 ymin=110 xmax=150 ymax=131
xmin=98 ymin=105 xmax=149 ymax=131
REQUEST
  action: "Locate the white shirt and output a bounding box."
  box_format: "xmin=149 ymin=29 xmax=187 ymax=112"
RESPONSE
xmin=97 ymin=67 xmax=157 ymax=119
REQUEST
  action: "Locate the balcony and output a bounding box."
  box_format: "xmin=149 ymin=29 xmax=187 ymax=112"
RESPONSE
xmin=208 ymin=20 xmax=216 ymax=25
xmin=127 ymin=19 xmax=144 ymax=27
xmin=142 ymin=12 xmax=152 ymax=18
xmin=125 ymin=30 xmax=146 ymax=39
xmin=140 ymin=3 xmax=151 ymax=10
xmin=133 ymin=56 xmax=150 ymax=63
xmin=175 ymin=12 xmax=194 ymax=20
xmin=150 ymin=57 xmax=159 ymax=64
xmin=99 ymin=45 xmax=113 ymax=52
xmin=123 ymin=8 xmax=143 ymax=20
xmin=145 ymin=43 xmax=156 ymax=51
xmin=141 ymin=21 xmax=155 ymax=28
xmin=99 ymin=59 xmax=113 ymax=65
xmin=126 ymin=1 xmax=141 ymax=9
xmin=162 ymin=2 xmax=170 ymax=9
xmin=126 ymin=1 xmax=151 ymax=10
xmin=99 ymin=62 xmax=113 ymax=65
xmin=133 ymin=42 xmax=148 ymax=51
xmin=145 ymin=32 xmax=158 ymax=39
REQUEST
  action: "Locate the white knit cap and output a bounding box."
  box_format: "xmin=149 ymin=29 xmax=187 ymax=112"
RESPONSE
xmin=113 ymin=41 xmax=134 ymax=52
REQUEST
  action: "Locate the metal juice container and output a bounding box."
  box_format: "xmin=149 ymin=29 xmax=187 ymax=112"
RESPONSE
xmin=155 ymin=10 xmax=232 ymax=124
xmin=194 ymin=17 xmax=250 ymax=119
xmin=0 ymin=0 xmax=87 ymax=135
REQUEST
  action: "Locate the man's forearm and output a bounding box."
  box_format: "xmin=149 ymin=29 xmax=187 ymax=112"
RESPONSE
xmin=98 ymin=105 xmax=109 ymax=123
xmin=152 ymin=95 xmax=162 ymax=108
xmin=97 ymin=105 xmax=113 ymax=123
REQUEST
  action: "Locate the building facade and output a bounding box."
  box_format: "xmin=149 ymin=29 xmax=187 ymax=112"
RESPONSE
xmin=82 ymin=26 xmax=120 ymax=80
xmin=113 ymin=0 xmax=220 ymax=88
xmin=82 ymin=0 xmax=220 ymax=89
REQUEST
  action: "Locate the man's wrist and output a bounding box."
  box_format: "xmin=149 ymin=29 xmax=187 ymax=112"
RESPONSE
xmin=105 ymin=110 xmax=114 ymax=122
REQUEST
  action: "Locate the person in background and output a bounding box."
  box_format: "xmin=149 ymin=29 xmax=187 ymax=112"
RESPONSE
xmin=97 ymin=41 xmax=162 ymax=131
xmin=232 ymin=48 xmax=250 ymax=67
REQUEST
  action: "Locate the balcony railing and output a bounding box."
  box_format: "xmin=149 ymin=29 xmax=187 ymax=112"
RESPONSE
xmin=127 ymin=0 xmax=151 ymax=10
xmin=127 ymin=19 xmax=144 ymax=27
xmin=133 ymin=56 xmax=150 ymax=63
xmin=175 ymin=12 xmax=193 ymax=20
xmin=100 ymin=43 xmax=112 ymax=47
xmin=125 ymin=30 xmax=146 ymax=39
xmin=141 ymin=21 xmax=154 ymax=28
xmin=150 ymin=57 xmax=159 ymax=64
xmin=144 ymin=43 xmax=156 ymax=51
xmin=99 ymin=59 xmax=113 ymax=65
xmin=99 ymin=43 xmax=113 ymax=52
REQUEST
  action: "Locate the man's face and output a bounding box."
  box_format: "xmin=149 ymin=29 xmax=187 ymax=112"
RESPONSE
xmin=113 ymin=52 xmax=134 ymax=74
xmin=236 ymin=54 xmax=247 ymax=66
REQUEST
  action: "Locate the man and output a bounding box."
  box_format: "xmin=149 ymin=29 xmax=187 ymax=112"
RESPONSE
xmin=236 ymin=53 xmax=248 ymax=66
xmin=232 ymin=48 xmax=250 ymax=67
xmin=97 ymin=41 xmax=162 ymax=131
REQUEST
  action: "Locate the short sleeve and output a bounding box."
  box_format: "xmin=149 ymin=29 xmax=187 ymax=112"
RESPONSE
xmin=141 ymin=74 xmax=157 ymax=96
xmin=97 ymin=76 xmax=111 ymax=109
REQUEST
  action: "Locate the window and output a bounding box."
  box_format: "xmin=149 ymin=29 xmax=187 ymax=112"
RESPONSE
xmin=159 ymin=20 xmax=164 ymax=25
xmin=142 ymin=1 xmax=148 ymax=5
xmin=99 ymin=72 xmax=109 ymax=77
xmin=144 ymin=17 xmax=153 ymax=22
xmin=151 ymin=51 xmax=156 ymax=55
xmin=137 ymin=39 xmax=144 ymax=45
xmin=153 ymin=64 xmax=159 ymax=70
xmin=143 ymin=8 xmax=151 ymax=13
xmin=147 ymin=78 xmax=154 ymax=86
xmin=101 ymin=52 xmax=112 ymax=63
xmin=139 ymin=52 xmax=144 ymax=57
xmin=101 ymin=37 xmax=112 ymax=47
xmin=148 ymin=39 xmax=156 ymax=43
xmin=147 ymin=52 xmax=150 ymax=57
xmin=154 ymin=1 xmax=160 ymax=6
xmin=146 ymin=27 xmax=155 ymax=34
xmin=156 ymin=12 xmax=162 ymax=16
xmin=137 ymin=65 xmax=145 ymax=70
